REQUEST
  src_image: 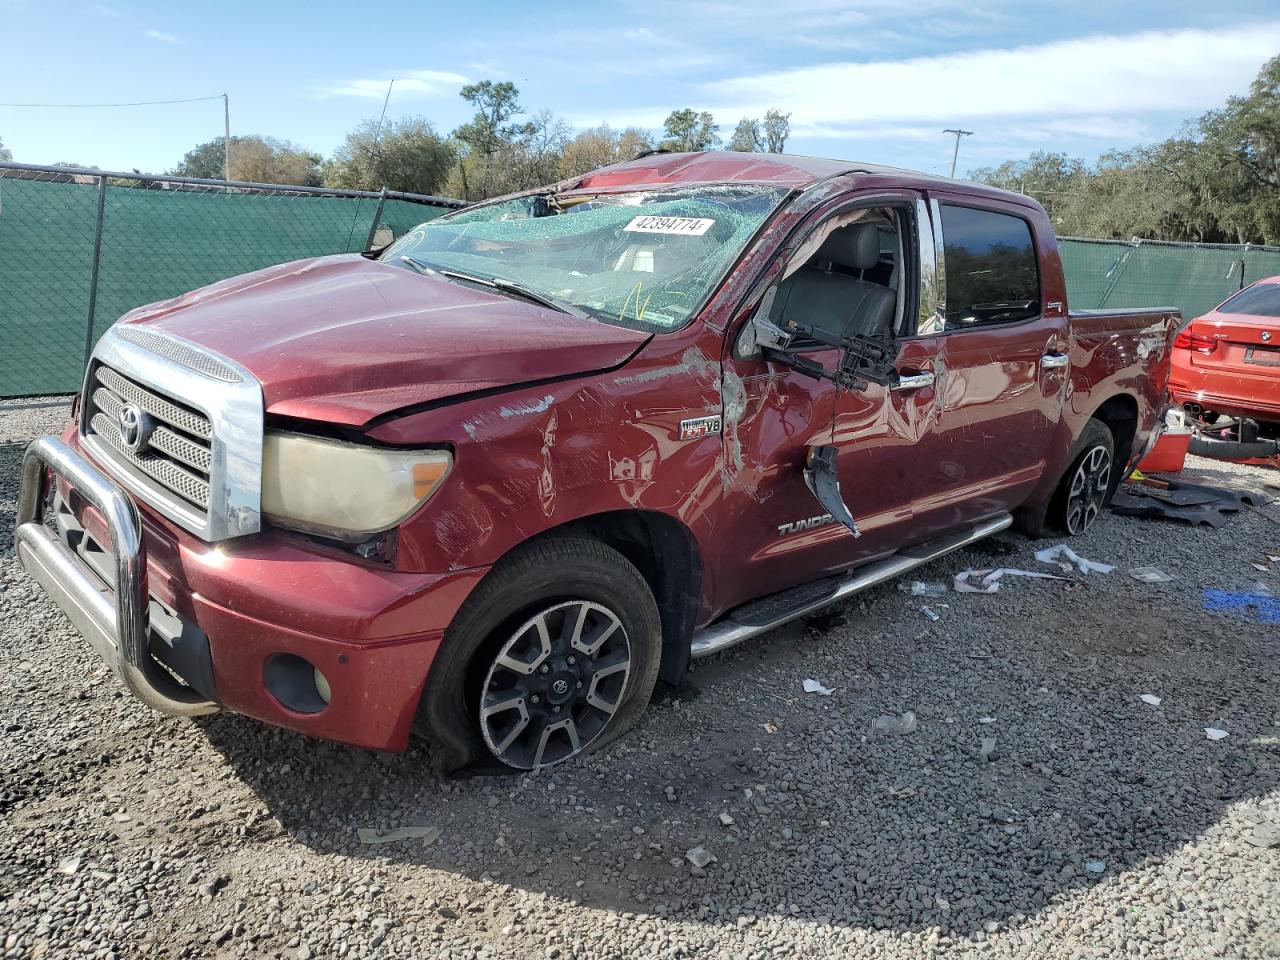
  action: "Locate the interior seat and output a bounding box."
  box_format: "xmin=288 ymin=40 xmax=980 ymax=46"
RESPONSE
xmin=771 ymin=223 xmax=895 ymax=339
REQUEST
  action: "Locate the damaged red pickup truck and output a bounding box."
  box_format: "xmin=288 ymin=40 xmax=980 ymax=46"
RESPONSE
xmin=17 ymin=152 xmax=1178 ymax=771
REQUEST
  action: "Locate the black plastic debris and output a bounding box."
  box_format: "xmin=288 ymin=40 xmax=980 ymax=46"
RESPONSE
xmin=1111 ymin=478 xmax=1265 ymax=528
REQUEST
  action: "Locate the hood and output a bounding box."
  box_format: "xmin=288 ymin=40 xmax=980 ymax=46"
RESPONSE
xmin=118 ymin=255 xmax=650 ymax=426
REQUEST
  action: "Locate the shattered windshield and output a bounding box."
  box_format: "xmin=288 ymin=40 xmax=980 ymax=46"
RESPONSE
xmin=380 ymin=185 xmax=788 ymax=333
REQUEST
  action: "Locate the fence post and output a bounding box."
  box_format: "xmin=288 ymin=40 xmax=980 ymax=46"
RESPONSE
xmin=364 ymin=187 xmax=388 ymax=251
xmin=81 ymin=175 xmax=108 ymax=370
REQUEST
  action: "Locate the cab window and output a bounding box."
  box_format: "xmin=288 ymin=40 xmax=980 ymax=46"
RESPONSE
xmin=940 ymin=205 xmax=1040 ymax=328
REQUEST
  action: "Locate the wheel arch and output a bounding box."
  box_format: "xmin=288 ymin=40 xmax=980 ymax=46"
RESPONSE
xmin=1086 ymin=392 xmax=1138 ymax=489
xmin=549 ymin=509 xmax=702 ymax=685
xmin=477 ymin=509 xmax=703 ymax=685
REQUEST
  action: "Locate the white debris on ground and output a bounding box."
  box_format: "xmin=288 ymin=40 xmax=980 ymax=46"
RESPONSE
xmin=1033 ymin=544 xmax=1116 ymax=575
xmin=2 ymin=401 xmax=1280 ymax=960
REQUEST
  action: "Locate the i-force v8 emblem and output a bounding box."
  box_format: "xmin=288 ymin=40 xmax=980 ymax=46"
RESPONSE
xmin=678 ymin=415 xmax=723 ymax=441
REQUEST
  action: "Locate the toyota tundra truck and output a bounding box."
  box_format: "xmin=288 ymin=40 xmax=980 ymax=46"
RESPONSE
xmin=16 ymin=152 xmax=1178 ymax=772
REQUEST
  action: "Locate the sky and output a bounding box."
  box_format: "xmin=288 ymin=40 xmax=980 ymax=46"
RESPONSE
xmin=1 ymin=0 xmax=1278 ymax=180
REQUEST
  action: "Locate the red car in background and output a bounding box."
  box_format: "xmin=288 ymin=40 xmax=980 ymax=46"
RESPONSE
xmin=1170 ymin=276 xmax=1280 ymax=460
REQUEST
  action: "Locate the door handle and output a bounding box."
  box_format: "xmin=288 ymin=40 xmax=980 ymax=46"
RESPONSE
xmin=891 ymin=371 xmax=935 ymax=391
xmin=1041 ymin=352 xmax=1069 ymax=369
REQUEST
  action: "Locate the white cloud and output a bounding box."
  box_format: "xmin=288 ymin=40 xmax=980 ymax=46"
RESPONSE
xmin=706 ymin=22 xmax=1280 ymax=128
xmin=793 ymin=116 xmax=1153 ymax=146
xmin=144 ymin=28 xmax=178 ymax=43
xmin=318 ymin=68 xmax=468 ymax=100
xmin=644 ymin=0 xmax=878 ymax=29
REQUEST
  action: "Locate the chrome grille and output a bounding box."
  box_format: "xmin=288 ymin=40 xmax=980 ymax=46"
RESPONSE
xmin=85 ymin=364 xmax=213 ymax=512
xmin=96 ymin=366 xmax=212 ymax=440
xmin=115 ymin=327 xmax=243 ymax=383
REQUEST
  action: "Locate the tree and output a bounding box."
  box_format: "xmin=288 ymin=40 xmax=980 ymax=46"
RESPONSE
xmin=172 ymin=135 xmax=321 ymax=185
xmin=967 ymin=57 xmax=1280 ymax=244
xmin=969 ymin=151 xmax=1090 ymax=227
xmin=0 ymin=136 xmax=11 ymax=162
xmin=324 ymin=116 xmax=455 ymax=195
xmin=616 ymin=126 xmax=653 ymax=160
xmin=1198 ymin=54 xmax=1280 ymax=244
xmin=660 ymin=109 xmax=720 ymax=151
xmin=728 ymin=117 xmax=762 ymax=152
xmin=514 ymin=110 xmax=571 ymax=187
xmin=763 ymin=109 xmax=791 ymax=153
xmin=560 ymin=124 xmax=654 ymax=178
xmin=453 ymin=80 xmax=526 ymax=198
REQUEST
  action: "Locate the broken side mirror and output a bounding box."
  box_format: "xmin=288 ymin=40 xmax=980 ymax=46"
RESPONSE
xmin=736 ymin=286 xmax=794 ymax=358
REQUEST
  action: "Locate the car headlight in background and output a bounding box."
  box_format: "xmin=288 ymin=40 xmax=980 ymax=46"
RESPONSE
xmin=261 ymin=432 xmax=452 ymax=539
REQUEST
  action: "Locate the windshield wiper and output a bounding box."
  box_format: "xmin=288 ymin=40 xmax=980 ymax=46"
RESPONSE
xmin=437 ymin=269 xmax=591 ymax=321
xmin=397 ymin=255 xmax=436 ymax=276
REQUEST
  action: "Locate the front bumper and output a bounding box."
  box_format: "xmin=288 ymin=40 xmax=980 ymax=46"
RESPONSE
xmin=17 ymin=436 xmax=219 ymax=716
xmin=16 ymin=435 xmax=487 ymax=751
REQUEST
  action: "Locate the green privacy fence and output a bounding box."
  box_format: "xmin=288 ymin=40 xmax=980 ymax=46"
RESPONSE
xmin=0 ymin=162 xmax=463 ymax=397
xmin=6 ymin=167 xmax=1280 ymax=398
xmin=1058 ymin=236 xmax=1280 ymax=323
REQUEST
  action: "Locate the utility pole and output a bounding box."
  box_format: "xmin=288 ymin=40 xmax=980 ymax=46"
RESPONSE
xmin=943 ymin=128 xmax=973 ymax=178
xmin=222 ymin=94 xmax=230 ymax=184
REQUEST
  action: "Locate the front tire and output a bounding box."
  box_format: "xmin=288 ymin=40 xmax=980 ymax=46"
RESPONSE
xmin=417 ymin=537 xmax=661 ymax=773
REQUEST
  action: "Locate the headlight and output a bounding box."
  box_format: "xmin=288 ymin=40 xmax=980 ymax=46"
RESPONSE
xmin=261 ymin=432 xmax=451 ymax=539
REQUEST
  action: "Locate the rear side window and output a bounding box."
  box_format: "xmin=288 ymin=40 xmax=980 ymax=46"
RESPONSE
xmin=940 ymin=205 xmax=1040 ymax=328
xmin=1219 ymin=282 xmax=1280 ymax=318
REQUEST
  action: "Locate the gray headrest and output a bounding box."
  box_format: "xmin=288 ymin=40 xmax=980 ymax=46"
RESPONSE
xmin=817 ymin=223 xmax=881 ymax=271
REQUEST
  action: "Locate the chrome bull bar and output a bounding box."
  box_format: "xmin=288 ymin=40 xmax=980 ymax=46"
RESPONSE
xmin=16 ymin=435 xmax=218 ymax=716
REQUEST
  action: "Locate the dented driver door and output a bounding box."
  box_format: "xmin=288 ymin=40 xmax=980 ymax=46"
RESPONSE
xmin=721 ymin=343 xmax=931 ymax=616
xmin=717 ymin=340 xmax=919 ymax=613
xmin=714 ymin=192 xmax=945 ymax=611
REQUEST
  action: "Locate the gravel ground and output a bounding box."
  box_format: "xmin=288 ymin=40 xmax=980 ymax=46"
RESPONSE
xmin=2 ymin=399 xmax=1279 ymax=960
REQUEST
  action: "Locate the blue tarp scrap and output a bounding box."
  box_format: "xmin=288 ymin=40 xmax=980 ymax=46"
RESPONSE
xmin=1202 ymin=588 xmax=1280 ymax=623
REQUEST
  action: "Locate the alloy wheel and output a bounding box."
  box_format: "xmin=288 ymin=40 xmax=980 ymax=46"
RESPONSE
xmin=1064 ymin=444 xmax=1111 ymax=535
xmin=478 ymin=600 xmax=632 ymax=769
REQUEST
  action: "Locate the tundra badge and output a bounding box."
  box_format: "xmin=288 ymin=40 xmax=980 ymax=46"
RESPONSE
xmin=777 ymin=514 xmax=836 ymax=536
xmin=679 ymin=415 xmax=723 ymax=441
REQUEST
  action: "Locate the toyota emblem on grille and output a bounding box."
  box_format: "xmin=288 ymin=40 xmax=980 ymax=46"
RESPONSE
xmin=116 ymin=403 xmax=154 ymax=452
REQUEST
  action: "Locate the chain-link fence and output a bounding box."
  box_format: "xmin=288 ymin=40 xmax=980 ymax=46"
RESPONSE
xmin=1058 ymin=236 xmax=1280 ymax=324
xmin=0 ymin=162 xmax=464 ymax=397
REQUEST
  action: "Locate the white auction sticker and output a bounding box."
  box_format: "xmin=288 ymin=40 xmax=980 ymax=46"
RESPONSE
xmin=623 ymin=216 xmax=715 ymax=236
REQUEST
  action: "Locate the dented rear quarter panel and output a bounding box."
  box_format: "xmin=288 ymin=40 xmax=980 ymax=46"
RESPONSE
xmin=1029 ymin=307 xmax=1177 ymax=506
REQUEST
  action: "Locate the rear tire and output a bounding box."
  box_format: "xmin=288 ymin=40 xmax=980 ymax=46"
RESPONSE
xmin=416 ymin=537 xmax=661 ymax=773
xmin=1016 ymin=419 xmax=1115 ymax=537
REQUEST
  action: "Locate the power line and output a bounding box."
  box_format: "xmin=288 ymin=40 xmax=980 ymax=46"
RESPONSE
xmin=0 ymin=95 xmax=224 ymax=108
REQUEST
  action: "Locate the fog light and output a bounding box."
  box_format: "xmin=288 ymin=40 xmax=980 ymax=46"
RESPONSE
xmin=263 ymin=653 xmax=331 ymax=714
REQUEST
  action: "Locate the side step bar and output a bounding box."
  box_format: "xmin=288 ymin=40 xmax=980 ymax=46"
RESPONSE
xmin=689 ymin=513 xmax=1012 ymax=659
